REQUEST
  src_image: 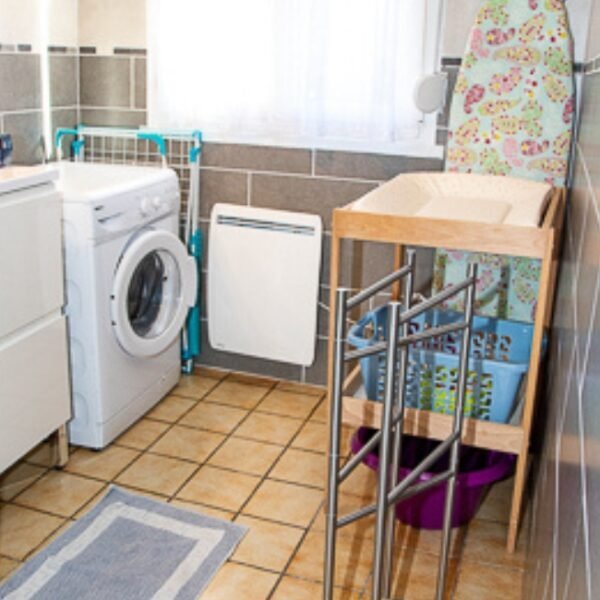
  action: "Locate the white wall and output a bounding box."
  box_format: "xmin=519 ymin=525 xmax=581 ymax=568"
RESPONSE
xmin=0 ymin=0 xmax=78 ymax=50
xmin=78 ymin=0 xmax=146 ymax=54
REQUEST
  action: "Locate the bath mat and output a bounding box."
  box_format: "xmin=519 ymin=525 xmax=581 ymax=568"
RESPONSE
xmin=0 ymin=486 xmax=247 ymax=600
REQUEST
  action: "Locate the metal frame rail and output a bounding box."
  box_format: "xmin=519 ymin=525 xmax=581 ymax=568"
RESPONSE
xmin=324 ymin=250 xmax=477 ymax=600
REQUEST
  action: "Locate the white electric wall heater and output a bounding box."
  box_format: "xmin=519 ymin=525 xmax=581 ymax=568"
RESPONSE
xmin=208 ymin=204 xmax=322 ymax=366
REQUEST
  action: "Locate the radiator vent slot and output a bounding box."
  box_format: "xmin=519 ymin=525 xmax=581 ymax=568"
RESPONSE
xmin=216 ymin=215 xmax=316 ymax=236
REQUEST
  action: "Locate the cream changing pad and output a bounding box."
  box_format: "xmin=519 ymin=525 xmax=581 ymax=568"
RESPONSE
xmin=349 ymin=172 xmax=552 ymax=228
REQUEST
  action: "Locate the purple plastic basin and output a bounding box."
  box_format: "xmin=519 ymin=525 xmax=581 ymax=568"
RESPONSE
xmin=351 ymin=427 xmax=515 ymax=529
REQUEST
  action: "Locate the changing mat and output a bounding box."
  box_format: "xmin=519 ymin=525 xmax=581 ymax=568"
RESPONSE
xmin=349 ymin=172 xmax=552 ymax=227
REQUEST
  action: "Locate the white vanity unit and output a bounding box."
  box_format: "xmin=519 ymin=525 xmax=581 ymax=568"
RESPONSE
xmin=0 ymin=166 xmax=71 ymax=473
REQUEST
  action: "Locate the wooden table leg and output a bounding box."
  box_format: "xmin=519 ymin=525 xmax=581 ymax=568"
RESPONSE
xmin=391 ymin=245 xmax=405 ymax=301
xmin=506 ymin=226 xmax=557 ymax=552
xmin=53 ymin=424 xmax=69 ymax=468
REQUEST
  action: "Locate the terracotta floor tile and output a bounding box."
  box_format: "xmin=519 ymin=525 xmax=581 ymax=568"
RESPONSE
xmin=233 ymin=411 xmax=304 ymax=446
xmin=200 ymin=562 xmax=278 ymax=600
xmin=477 ymin=477 xmax=513 ymax=524
xmin=292 ymin=421 xmax=353 ymax=455
xmin=114 ymin=419 xmax=170 ymax=450
xmin=338 ymin=462 xmax=378 ymax=500
xmin=276 ymin=380 xmax=326 ymax=396
xmin=171 ymin=374 xmax=219 ymax=399
xmin=461 ymin=518 xmax=526 ymax=569
xmin=72 ymin=485 xmax=109 ymax=519
xmin=454 ymin=561 xmax=524 ymax=600
xmin=193 ymin=365 xmax=229 ymax=381
xmin=14 ymin=471 xmax=104 ymax=518
xmin=394 ymin=522 xmax=467 ymax=559
xmin=177 ymin=465 xmax=260 ymax=512
xmin=168 ymin=498 xmax=235 ymax=521
xmin=311 ymin=492 xmax=376 ymax=539
xmin=178 ymin=402 xmax=248 ymax=434
xmin=208 ymin=437 xmax=283 ymax=476
xmin=0 ymin=556 xmax=20 ymax=582
xmin=149 ymin=426 xmax=225 ymax=463
xmin=115 ymin=454 xmax=197 ymax=496
xmin=226 ymin=372 xmax=277 ymax=387
xmin=287 ymin=529 xmax=373 ymax=589
xmin=257 ymin=389 xmax=322 ymax=419
xmin=0 ymin=461 xmax=47 ymax=501
xmin=145 ymin=395 xmax=196 ymax=423
xmin=204 ymin=380 xmax=271 ymax=410
xmin=271 ymin=576 xmax=362 ymax=600
xmin=390 ymin=548 xmax=458 ymax=600
xmin=64 ymin=446 xmax=140 ymax=481
xmin=243 ymin=480 xmax=323 ymax=528
xmin=0 ymin=504 xmax=64 ymax=560
xmin=310 ymin=399 xmax=329 ymax=423
xmin=233 ymin=515 xmax=304 ymax=571
xmin=271 ymin=448 xmax=326 ymax=488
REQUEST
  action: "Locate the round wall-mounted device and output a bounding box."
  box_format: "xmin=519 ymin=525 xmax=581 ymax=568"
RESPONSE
xmin=413 ymin=73 xmax=448 ymax=114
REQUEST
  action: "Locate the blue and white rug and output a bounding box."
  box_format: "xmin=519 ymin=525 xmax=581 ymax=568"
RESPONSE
xmin=0 ymin=486 xmax=247 ymax=600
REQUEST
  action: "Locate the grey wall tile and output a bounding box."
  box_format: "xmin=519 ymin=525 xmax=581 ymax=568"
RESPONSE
xmin=134 ymin=58 xmax=146 ymax=110
xmin=315 ymin=150 xmax=442 ymax=181
xmin=199 ymin=168 xmax=248 ymax=218
xmin=582 ymin=287 xmax=600 ymax=599
xmin=526 ymin=63 xmax=600 ymax=600
xmin=3 ymin=111 xmax=44 ymax=165
xmin=203 ymin=143 xmax=312 ymax=174
xmin=50 ymin=55 xmax=78 ymax=107
xmin=80 ymin=56 xmax=131 ymax=107
xmin=303 ymin=338 xmax=328 ymax=386
xmin=251 ymin=173 xmax=376 ymax=229
xmin=0 ymin=54 xmax=41 ymax=111
xmin=437 ymin=65 xmax=459 ymax=129
xmin=80 ymin=108 xmax=147 ymax=127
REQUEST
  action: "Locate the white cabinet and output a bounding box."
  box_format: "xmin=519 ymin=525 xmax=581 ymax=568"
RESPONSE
xmin=0 ymin=166 xmax=71 ymax=473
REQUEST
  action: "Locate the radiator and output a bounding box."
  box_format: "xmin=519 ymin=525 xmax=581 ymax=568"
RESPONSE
xmin=207 ymin=204 xmax=322 ymax=366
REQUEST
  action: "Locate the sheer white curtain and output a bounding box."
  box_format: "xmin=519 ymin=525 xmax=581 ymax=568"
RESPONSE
xmin=147 ymin=0 xmax=427 ymax=147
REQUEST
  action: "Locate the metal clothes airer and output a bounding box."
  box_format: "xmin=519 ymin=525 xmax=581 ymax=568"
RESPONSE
xmin=324 ymin=249 xmax=477 ymax=600
xmin=54 ymin=125 xmax=204 ymax=373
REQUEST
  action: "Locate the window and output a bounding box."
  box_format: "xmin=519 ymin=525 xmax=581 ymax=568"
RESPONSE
xmin=147 ymin=0 xmax=442 ymax=155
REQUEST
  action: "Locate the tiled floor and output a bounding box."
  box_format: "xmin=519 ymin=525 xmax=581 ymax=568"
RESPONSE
xmin=0 ymin=369 xmax=526 ymax=599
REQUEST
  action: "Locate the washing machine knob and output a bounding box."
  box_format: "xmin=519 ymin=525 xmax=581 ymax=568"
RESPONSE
xmin=139 ymin=196 xmax=153 ymax=216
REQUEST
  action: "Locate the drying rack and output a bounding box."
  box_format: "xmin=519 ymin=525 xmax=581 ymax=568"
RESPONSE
xmin=325 ymin=250 xmax=478 ymax=600
xmin=54 ymin=125 xmax=204 ymax=372
xmin=325 ymin=185 xmax=565 ymax=560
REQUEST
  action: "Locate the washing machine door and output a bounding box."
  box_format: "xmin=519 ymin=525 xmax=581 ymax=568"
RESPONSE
xmin=111 ymin=230 xmax=197 ymax=357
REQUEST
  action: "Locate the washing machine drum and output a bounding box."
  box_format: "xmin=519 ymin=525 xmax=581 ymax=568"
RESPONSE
xmin=111 ymin=229 xmax=197 ymax=357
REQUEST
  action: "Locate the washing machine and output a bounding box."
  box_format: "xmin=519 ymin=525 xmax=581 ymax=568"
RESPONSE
xmin=58 ymin=161 xmax=197 ymax=448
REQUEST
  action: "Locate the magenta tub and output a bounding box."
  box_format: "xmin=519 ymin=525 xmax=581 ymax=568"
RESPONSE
xmin=351 ymin=427 xmax=515 ymax=529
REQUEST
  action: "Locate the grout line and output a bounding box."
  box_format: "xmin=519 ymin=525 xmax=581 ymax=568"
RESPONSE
xmin=129 ymin=57 xmax=135 ymax=110
xmin=198 ymin=164 xmax=383 ymax=186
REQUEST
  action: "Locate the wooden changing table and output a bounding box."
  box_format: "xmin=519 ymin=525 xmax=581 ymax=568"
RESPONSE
xmin=326 ymin=186 xmax=565 ymax=552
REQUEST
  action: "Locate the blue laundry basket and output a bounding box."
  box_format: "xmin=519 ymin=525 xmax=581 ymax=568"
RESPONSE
xmin=347 ymin=305 xmax=538 ymax=423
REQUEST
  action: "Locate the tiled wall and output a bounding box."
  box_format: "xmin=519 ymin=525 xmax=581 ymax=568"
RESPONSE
xmin=76 ymin=45 xmax=443 ymax=385
xmin=0 ymin=0 xmax=79 ymax=164
xmin=524 ymin=1 xmax=600 ymax=597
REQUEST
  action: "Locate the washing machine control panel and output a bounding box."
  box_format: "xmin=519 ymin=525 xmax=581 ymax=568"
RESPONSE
xmin=93 ymin=181 xmax=179 ymax=236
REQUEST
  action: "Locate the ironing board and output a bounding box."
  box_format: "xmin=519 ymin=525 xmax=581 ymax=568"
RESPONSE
xmin=325 ymin=0 xmax=572 ymax=556
xmin=436 ymin=0 xmax=574 ymax=322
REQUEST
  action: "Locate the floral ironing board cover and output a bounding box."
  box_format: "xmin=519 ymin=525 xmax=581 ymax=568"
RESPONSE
xmin=434 ymin=0 xmax=573 ymax=322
